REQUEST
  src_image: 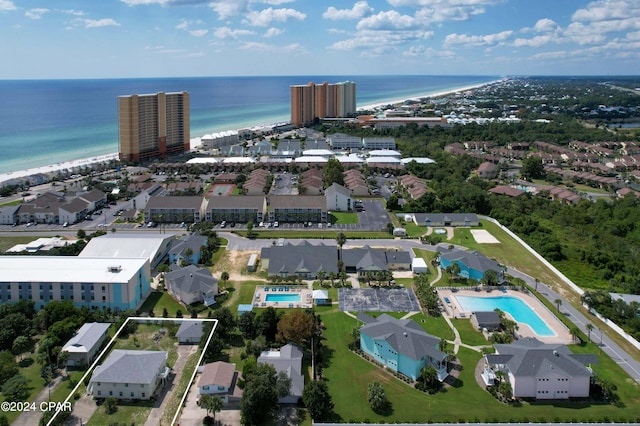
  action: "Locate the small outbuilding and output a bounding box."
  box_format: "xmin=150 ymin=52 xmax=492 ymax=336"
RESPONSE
xmin=312 ymin=289 xmax=330 ymax=305
xmin=175 ymin=320 xmax=203 ymax=344
xmin=411 ymin=258 xmax=429 ymax=274
xmin=471 ymin=311 xmax=501 ymax=331
xmin=238 ymin=304 xmax=254 ymax=316
xmin=247 ymin=254 xmax=258 ymax=272
xmin=393 ymin=227 xmax=407 ymax=237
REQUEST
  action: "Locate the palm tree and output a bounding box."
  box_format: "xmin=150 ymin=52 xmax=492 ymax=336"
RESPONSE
xmin=554 ymin=298 xmax=562 ymax=312
xmin=534 ymin=278 xmax=539 ymax=292
xmin=221 ymin=271 xmax=230 ymax=288
xmin=586 ymin=323 xmax=594 ymax=343
xmin=335 ymin=232 xmax=347 ymax=261
xmin=317 ymin=270 xmax=326 ymax=287
xmin=338 ymin=271 xmax=347 ymax=287
xmin=569 ymin=325 xmax=580 ymax=342
xmin=328 ymin=272 xmax=336 ymax=287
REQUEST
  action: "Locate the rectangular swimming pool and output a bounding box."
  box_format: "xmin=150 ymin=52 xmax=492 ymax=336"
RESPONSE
xmin=265 ymin=293 xmax=302 ymax=303
xmin=455 ymin=295 xmax=555 ymax=336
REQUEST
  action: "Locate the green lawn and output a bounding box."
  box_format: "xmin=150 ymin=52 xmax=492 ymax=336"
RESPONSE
xmin=451 ymin=318 xmax=489 ymax=346
xmin=406 ymin=312 xmax=455 ymax=341
xmin=88 ymin=399 xmax=153 ymax=425
xmin=318 ymin=310 xmax=640 ymax=423
xmin=137 ymin=291 xmax=185 ymax=317
xmin=0 ymin=236 xmax=39 ymax=254
xmin=0 ymin=355 xmax=49 ymax=424
xmin=116 ymin=323 xmax=180 ymax=367
xmin=330 ymin=212 xmax=359 ymax=224
xmin=49 ymin=370 xmax=87 ymax=403
xmin=412 ymin=248 xmax=439 ymax=277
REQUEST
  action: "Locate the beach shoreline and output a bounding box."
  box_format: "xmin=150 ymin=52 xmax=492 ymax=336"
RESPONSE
xmin=0 ymin=79 xmax=501 ymax=186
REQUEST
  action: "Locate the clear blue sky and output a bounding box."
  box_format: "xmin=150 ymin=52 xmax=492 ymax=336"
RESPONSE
xmin=1 ymin=0 xmax=638 ymax=79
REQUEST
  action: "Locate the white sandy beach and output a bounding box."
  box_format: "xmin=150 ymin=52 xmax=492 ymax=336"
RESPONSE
xmin=0 ymin=80 xmax=502 ymax=186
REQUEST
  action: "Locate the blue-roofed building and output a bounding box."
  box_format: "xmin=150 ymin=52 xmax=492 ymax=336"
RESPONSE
xmin=238 ymin=304 xmax=254 ymax=316
xmin=359 ymin=313 xmax=448 ymax=381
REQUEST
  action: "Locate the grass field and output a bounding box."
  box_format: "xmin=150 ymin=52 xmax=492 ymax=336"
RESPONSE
xmin=330 ymin=212 xmax=359 ymax=224
xmin=0 ymin=236 xmax=40 ymax=254
xmin=318 ymin=310 xmax=640 ymax=423
xmin=138 ymin=291 xmax=186 ymax=317
xmin=452 ymin=318 xmax=490 ymax=346
xmin=88 ymin=399 xmax=154 ymax=425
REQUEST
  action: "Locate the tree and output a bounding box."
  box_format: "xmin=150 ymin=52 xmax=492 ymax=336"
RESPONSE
xmin=246 ymin=221 xmax=256 ymax=239
xmin=12 ymin=336 xmax=31 ymax=362
xmin=103 ymin=397 xmax=118 ymax=414
xmin=238 ymin=311 xmax=258 ymax=340
xmin=200 ymin=394 xmax=223 ymax=422
xmin=184 ymin=248 xmax=194 ymax=264
xmin=569 ymin=325 xmax=581 ymax=342
xmin=276 ymin=310 xmax=317 ymax=347
xmin=335 ymin=232 xmax=347 ymax=261
xmin=76 ymin=229 xmax=86 ymax=240
xmin=276 ymin=370 xmax=291 ymax=399
xmin=482 ymin=269 xmax=499 ymax=286
xmin=302 ymin=380 xmax=334 ymax=421
xmin=322 ymin=158 xmax=344 ymax=188
xmin=221 ymin=272 xmax=230 ymax=288
xmin=586 ymin=323 xmax=594 ymax=342
xmin=202 ymin=335 xmax=225 ymax=363
xmin=367 ymin=381 xmax=388 ymax=413
xmin=316 ymin=270 xmax=326 ymax=287
xmin=2 ymin=374 xmax=29 ymax=402
xmin=386 ymin=222 xmax=394 ymax=234
xmin=0 ymin=351 xmax=18 ymax=386
xmin=257 ymin=307 xmax=281 ymax=342
xmin=554 ymin=298 xmax=562 ymax=312
xmin=417 ymin=365 xmax=438 ymax=392
xmin=240 ymin=363 xmax=279 ymax=425
xmin=211 ymin=307 xmax=236 ymax=342
xmin=499 ymin=380 xmax=513 ymax=400
xmin=521 ymin=156 xmax=545 ymax=180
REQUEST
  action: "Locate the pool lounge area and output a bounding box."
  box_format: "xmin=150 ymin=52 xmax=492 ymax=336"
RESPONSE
xmin=252 ymin=286 xmax=313 ymax=309
xmin=438 ymin=288 xmax=572 ymax=344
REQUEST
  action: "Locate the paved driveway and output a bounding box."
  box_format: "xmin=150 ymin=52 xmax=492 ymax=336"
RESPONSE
xmin=179 ymin=372 xmax=241 ymax=426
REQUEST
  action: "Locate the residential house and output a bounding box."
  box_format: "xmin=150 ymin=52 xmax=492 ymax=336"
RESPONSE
xmin=175 ymin=320 xmax=203 ymax=344
xmin=363 ymin=137 xmax=396 ymax=150
xmin=144 ymin=196 xmax=206 ymax=224
xmin=273 ymin=140 xmax=302 ymax=159
xmin=165 ymin=264 xmax=218 ymax=306
xmin=439 ymin=250 xmax=503 ymax=282
xmin=89 ymin=350 xmax=170 ymax=400
xmin=206 ymin=195 xmax=266 ymax=224
xmin=325 ymin=182 xmax=352 ymax=212
xmin=257 ymin=344 xmax=304 ymax=403
xmin=260 ymin=241 xmax=338 ymax=279
xmin=488 ymin=186 xmax=526 ymax=198
xmin=62 ymin=322 xmax=111 ymax=367
xmin=359 ymin=313 xmax=448 ymax=381
xmin=483 ymin=338 xmax=596 ymax=399
xmin=0 ymin=205 xmax=19 ymax=225
xmin=169 ymin=233 xmax=208 ymax=265
xmin=213 ymin=173 xmax=238 ymax=184
xmin=59 ymin=198 xmax=89 ymax=225
xmin=413 ymin=213 xmax=479 ymax=227
xmin=478 ymin=161 xmax=499 ymax=179
xmin=198 ymin=361 xmax=243 ymax=405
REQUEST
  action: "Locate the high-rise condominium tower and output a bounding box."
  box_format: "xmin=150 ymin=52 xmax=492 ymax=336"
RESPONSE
xmin=118 ymin=91 xmax=190 ymax=162
xmin=290 ymin=81 xmax=356 ymax=127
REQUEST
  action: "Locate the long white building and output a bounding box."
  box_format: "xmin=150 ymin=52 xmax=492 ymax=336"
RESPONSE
xmin=0 ymin=256 xmax=151 ymax=311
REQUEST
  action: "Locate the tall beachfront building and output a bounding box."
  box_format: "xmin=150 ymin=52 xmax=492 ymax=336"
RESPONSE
xmin=290 ymin=81 xmax=356 ymax=127
xmin=118 ymin=91 xmax=190 ymax=162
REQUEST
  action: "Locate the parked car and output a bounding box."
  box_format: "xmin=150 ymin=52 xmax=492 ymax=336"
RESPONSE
xmin=274 ymin=221 xmax=279 ymax=228
xmin=220 ymin=221 xmax=227 ymax=228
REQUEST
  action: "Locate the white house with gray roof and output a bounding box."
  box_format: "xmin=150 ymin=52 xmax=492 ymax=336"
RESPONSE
xmin=165 ymin=264 xmax=218 ymax=306
xmin=413 ymin=213 xmax=479 ymax=227
xmin=89 ymin=350 xmax=170 ymax=400
xmin=257 ymin=344 xmax=304 ymax=404
xmin=62 ymin=322 xmax=111 ymax=367
xmin=483 ymin=338 xmax=597 ymax=399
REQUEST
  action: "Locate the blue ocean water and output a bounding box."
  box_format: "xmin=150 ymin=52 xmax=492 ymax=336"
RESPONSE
xmin=0 ymin=75 xmax=497 ymax=174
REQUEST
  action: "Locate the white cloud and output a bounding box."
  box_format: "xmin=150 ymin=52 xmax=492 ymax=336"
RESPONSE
xmin=239 ymin=41 xmax=306 ymax=55
xmin=513 ymin=35 xmax=552 ymax=48
xmin=533 ymin=18 xmax=559 ymax=33
xmin=243 ymin=7 xmax=306 ymax=27
xmin=25 ymin=8 xmax=50 ymax=20
xmin=572 ymin=0 xmax=637 ymax=22
xmin=329 ymin=29 xmax=433 ymax=52
xmin=189 ymin=29 xmax=208 ymax=36
xmin=403 ymin=45 xmax=455 ymax=58
xmin=0 ymin=0 xmax=16 ymax=11
xmin=209 ymin=0 xmax=249 ymax=20
xmin=75 ymin=18 xmax=121 ymax=28
xmin=121 ymin=0 xmax=167 ymax=4
xmin=387 ymin=0 xmax=503 ymax=22
xmin=175 ymin=20 xmax=189 ymax=30
xmin=60 ymin=9 xmax=85 ymax=16
xmin=323 ymin=1 xmax=374 ymax=20
xmin=264 ymin=27 xmax=283 ymax=37
xmin=213 ymin=26 xmax=255 ymax=39
xmin=356 ymin=10 xmax=416 ymax=30
xmin=626 ymin=31 xmax=640 ymax=40
xmin=443 ymin=30 xmax=512 ymax=48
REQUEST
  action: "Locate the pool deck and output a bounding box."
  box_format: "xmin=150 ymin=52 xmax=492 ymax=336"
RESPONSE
xmin=252 ymin=285 xmax=313 ymax=309
xmin=438 ymin=288 xmax=573 ymax=344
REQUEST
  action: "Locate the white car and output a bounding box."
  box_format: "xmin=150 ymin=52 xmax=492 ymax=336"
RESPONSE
xmin=258 ymin=221 xmax=264 ymax=228
xmin=274 ymin=221 xmax=279 ymax=228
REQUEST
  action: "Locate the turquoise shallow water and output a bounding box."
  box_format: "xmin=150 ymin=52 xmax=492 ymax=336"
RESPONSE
xmin=0 ymin=75 xmax=498 ymax=173
xmin=265 ymin=293 xmax=301 ymax=303
xmin=455 ymin=295 xmax=555 ymax=336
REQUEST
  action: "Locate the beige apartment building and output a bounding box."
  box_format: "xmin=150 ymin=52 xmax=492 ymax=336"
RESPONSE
xmin=290 ymin=81 xmax=356 ymax=127
xmin=118 ymin=91 xmax=190 ymax=162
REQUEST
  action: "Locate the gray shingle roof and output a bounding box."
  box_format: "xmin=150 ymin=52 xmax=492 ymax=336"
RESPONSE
xmin=176 ymin=321 xmax=203 ymax=341
xmin=342 ymin=246 xmax=411 ymax=272
xmin=90 ymin=350 xmax=167 ymax=385
xmin=165 ymin=265 xmax=218 ymax=296
xmin=492 ymin=339 xmax=594 ymax=378
xmin=62 ymin=322 xmax=111 ymax=353
xmin=170 ymin=233 xmax=208 ymax=259
xmin=257 ymin=344 xmax=304 ymax=398
xmin=440 ymin=250 xmax=501 ymax=274
xmin=262 ymin=241 xmax=338 ymax=276
xmin=360 ymin=314 xmax=445 ymax=362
